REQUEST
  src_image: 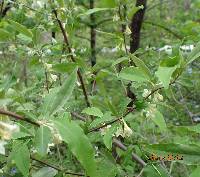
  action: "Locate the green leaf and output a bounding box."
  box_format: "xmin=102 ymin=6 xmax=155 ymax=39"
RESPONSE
xmin=52 ymin=63 xmax=77 ymax=73
xmin=97 ymin=155 xmax=118 ymax=177
xmin=79 ymin=8 xmax=113 ymax=16
xmin=32 ymin=167 xmax=57 ymax=177
xmin=145 ymin=143 xmax=200 ymax=155
xmin=130 ymin=55 xmax=152 ymax=77
xmin=34 ymin=126 xmax=52 ymax=156
xmin=100 ymin=0 xmax=117 ymax=8
xmin=41 ymin=68 xmax=77 ymax=117
xmin=8 ymin=20 xmax=33 ymax=39
xmin=143 ymin=164 xmax=169 ymax=177
xmin=155 ymin=66 xmax=177 ymax=88
xmin=103 ymin=126 xmax=117 ymax=150
xmin=151 ymin=110 xmax=167 ymax=131
xmin=189 ymin=167 xmax=200 ymax=177
xmin=0 ymin=29 xmax=12 ymax=41
xmin=10 ymin=143 xmax=30 ymax=177
xmin=82 ymin=107 xmax=103 ymax=117
xmin=119 ymin=67 xmax=150 ymax=82
xmin=12 ymin=132 xmax=32 ymax=139
xmin=187 ymin=42 xmax=200 ymax=64
xmin=54 ymin=114 xmax=97 ymax=177
xmin=112 ymin=57 xmax=129 ymax=67
xmin=89 ymin=112 xmax=114 ymax=128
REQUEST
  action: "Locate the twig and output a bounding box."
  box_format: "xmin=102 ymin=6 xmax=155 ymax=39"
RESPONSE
xmin=45 ymin=70 xmax=49 ymax=93
xmin=145 ymin=73 xmax=180 ymax=100
xmin=144 ymin=21 xmax=183 ymax=40
xmin=0 ymin=108 xmax=40 ymax=126
xmin=88 ymin=108 xmax=133 ymax=133
xmin=52 ymin=8 xmax=91 ymax=108
xmin=113 ymin=138 xmax=146 ymax=167
xmin=71 ymin=112 xmax=86 ymax=121
xmin=31 ymin=156 xmax=84 ymax=176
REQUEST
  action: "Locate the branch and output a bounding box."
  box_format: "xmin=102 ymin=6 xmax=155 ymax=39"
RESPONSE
xmin=144 ymin=21 xmax=183 ymax=39
xmin=52 ymin=8 xmax=91 ymax=108
xmin=113 ymin=138 xmax=146 ymax=167
xmin=0 ymin=108 xmax=40 ymax=126
xmin=88 ymin=108 xmax=134 ymax=133
xmin=144 ymin=73 xmax=181 ymax=100
xmin=31 ymin=156 xmax=84 ymax=176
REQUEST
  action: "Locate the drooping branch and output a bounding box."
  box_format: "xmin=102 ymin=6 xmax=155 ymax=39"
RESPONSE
xmin=144 ymin=21 xmax=183 ymax=39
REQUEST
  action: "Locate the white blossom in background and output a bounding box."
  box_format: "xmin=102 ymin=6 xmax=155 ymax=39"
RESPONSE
xmin=158 ymin=45 xmax=172 ymax=55
xmin=8 ymin=45 xmax=16 ymax=52
xmin=50 ymin=74 xmax=58 ymax=82
xmin=0 ymin=121 xmax=20 ymax=140
xmin=122 ymin=120 xmax=133 ymax=137
xmin=142 ymin=89 xmax=151 ymax=98
xmin=145 ymin=104 xmax=157 ymax=118
xmin=153 ymin=92 xmax=163 ymax=102
xmin=32 ymin=0 xmax=47 ymax=9
xmin=0 ymin=140 xmax=7 ymax=155
xmin=115 ymin=120 xmax=133 ymax=138
xmin=125 ymin=26 xmax=132 ymax=35
xmin=113 ymin=14 xmax=120 ymax=22
xmin=71 ymin=48 xmax=76 ymax=57
xmin=100 ymin=125 xmax=111 ymax=135
xmin=44 ymin=63 xmax=52 ymax=71
xmin=180 ymin=45 xmax=194 ymax=52
xmin=80 ymin=48 xmax=87 ymax=53
xmin=45 ymin=49 xmax=52 ymax=55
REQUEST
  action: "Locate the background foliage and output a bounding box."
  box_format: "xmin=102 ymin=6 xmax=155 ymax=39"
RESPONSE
xmin=0 ymin=0 xmax=200 ymax=177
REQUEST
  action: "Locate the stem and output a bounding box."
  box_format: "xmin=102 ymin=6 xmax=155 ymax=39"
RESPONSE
xmin=0 ymin=108 xmax=40 ymax=126
xmin=144 ymin=21 xmax=182 ymax=39
xmin=52 ymin=8 xmax=90 ymax=107
xmin=113 ymin=138 xmax=146 ymax=167
xmin=45 ymin=70 xmax=49 ymax=93
xmin=88 ymin=108 xmax=134 ymax=133
xmin=31 ymin=156 xmax=85 ymax=176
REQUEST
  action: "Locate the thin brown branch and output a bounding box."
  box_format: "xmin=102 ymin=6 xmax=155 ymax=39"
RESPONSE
xmin=145 ymin=73 xmax=181 ymax=100
xmin=52 ymin=8 xmax=91 ymax=108
xmin=88 ymin=108 xmax=134 ymax=133
xmin=31 ymin=156 xmax=84 ymax=176
xmin=0 ymin=108 xmax=40 ymax=126
xmin=113 ymin=138 xmax=146 ymax=167
xmin=71 ymin=112 xmax=86 ymax=121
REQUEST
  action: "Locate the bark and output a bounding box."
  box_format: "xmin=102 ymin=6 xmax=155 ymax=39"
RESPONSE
xmin=0 ymin=0 xmax=15 ymax=18
xmin=130 ymin=0 xmax=147 ymax=53
xmin=90 ymin=0 xmax=96 ymax=67
xmin=184 ymin=0 xmax=191 ymax=11
xmin=127 ymin=0 xmax=147 ymax=105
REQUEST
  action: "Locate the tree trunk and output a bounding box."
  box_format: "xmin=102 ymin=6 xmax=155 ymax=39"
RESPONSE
xmin=90 ymin=0 xmax=96 ymax=67
xmin=127 ymin=0 xmax=147 ymax=106
xmin=130 ymin=0 xmax=147 ymax=53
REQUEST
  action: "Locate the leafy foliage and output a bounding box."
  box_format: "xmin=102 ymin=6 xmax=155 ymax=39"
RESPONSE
xmin=0 ymin=0 xmax=199 ymax=176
